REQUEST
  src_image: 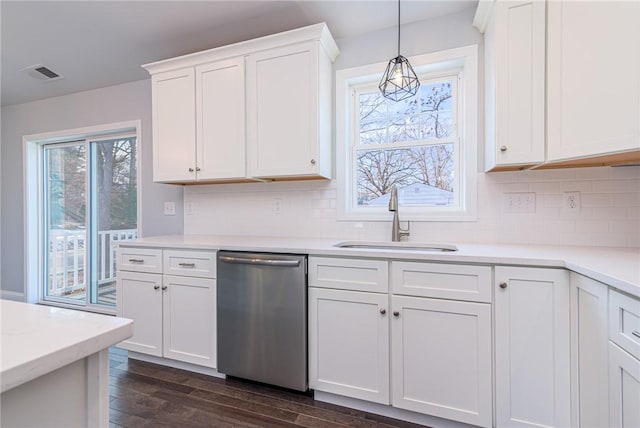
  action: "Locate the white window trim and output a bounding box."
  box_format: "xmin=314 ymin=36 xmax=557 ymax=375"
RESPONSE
xmin=23 ymin=120 xmax=142 ymax=311
xmin=336 ymin=45 xmax=478 ymax=222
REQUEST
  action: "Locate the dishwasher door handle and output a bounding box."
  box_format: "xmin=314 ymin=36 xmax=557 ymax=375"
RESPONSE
xmin=218 ymin=255 xmax=300 ymax=267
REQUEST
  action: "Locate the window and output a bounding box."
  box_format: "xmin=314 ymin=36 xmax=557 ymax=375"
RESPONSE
xmin=337 ymin=46 xmax=478 ymax=221
xmin=24 ymin=122 xmax=140 ymax=313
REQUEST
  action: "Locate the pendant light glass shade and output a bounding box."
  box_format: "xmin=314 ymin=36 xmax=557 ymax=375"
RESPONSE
xmin=379 ymin=0 xmax=419 ymax=102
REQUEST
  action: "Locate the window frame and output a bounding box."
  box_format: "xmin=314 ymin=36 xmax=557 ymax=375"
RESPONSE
xmin=24 ymin=121 xmax=141 ymax=313
xmin=336 ymin=45 xmax=478 ymax=221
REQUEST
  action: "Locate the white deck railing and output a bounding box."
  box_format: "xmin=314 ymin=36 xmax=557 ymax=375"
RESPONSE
xmin=48 ymin=229 xmax=137 ymax=296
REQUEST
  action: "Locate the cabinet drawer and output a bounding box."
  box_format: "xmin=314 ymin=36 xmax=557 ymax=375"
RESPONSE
xmin=118 ymin=247 xmax=163 ymax=273
xmin=391 ymin=262 xmax=492 ymax=303
xmin=309 ymin=257 xmax=388 ymax=293
xmin=609 ymin=289 xmax=640 ymax=360
xmin=163 ymin=250 xmax=217 ymax=278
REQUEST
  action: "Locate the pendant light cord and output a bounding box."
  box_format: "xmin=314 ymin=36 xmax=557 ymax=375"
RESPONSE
xmin=397 ymin=0 xmax=401 ymax=57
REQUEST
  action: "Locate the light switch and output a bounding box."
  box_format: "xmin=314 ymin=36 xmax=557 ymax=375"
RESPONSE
xmin=164 ymin=202 xmax=176 ymax=216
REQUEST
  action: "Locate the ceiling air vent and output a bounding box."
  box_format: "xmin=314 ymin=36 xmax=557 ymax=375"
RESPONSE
xmin=21 ymin=64 xmax=64 ymax=82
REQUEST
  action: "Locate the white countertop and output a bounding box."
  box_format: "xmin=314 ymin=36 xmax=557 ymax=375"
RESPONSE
xmin=121 ymin=235 xmax=640 ymax=298
xmin=0 ymin=301 xmax=133 ymax=393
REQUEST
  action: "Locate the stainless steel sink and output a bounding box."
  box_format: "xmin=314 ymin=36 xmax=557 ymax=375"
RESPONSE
xmin=333 ymin=241 xmax=458 ymax=252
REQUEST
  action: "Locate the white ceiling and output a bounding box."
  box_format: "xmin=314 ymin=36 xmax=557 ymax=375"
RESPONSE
xmin=1 ymin=0 xmax=476 ymax=107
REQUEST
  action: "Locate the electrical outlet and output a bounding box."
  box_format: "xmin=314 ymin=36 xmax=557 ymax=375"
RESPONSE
xmin=503 ymin=192 xmax=536 ymax=214
xmin=563 ymin=192 xmax=581 ymax=213
xmin=163 ymin=201 xmax=175 ymax=216
xmin=273 ymin=198 xmax=283 ymax=214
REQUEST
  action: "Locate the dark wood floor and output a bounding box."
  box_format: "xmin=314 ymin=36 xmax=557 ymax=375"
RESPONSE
xmin=109 ymin=348 xmax=427 ymax=428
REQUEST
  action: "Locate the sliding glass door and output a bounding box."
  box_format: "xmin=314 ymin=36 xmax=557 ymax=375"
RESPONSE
xmin=43 ymin=134 xmax=137 ymax=310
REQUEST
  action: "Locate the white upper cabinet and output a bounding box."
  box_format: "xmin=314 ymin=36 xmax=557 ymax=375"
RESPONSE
xmin=247 ymin=41 xmax=331 ymax=179
xmin=151 ymin=68 xmax=197 ymax=182
xmin=475 ymin=0 xmax=640 ymax=169
xmin=481 ymin=0 xmax=546 ymax=171
xmin=196 ymin=58 xmax=246 ymax=181
xmin=143 ymin=23 xmax=338 ymax=184
xmin=546 ymin=0 xmax=640 ymax=164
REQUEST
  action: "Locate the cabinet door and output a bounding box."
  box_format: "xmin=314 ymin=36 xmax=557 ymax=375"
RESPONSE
xmin=116 ymin=271 xmax=163 ymax=356
xmin=308 ymin=288 xmax=389 ymax=404
xmin=391 ymin=296 xmax=492 ymax=427
xmin=196 ymin=58 xmax=246 ymax=180
xmin=609 ymin=342 xmax=640 ymax=428
xmin=162 ymin=275 xmax=216 ymax=368
xmin=547 ymin=1 xmax=640 ymax=162
xmin=495 ymin=267 xmax=571 ymax=427
xmin=246 ymin=42 xmax=322 ymax=178
xmin=152 ymin=68 xmax=197 ymax=182
xmin=486 ymin=0 xmax=545 ymax=170
xmin=570 ymin=274 xmax=609 ymax=428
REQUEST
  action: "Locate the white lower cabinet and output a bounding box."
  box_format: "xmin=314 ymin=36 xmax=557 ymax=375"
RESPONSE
xmin=309 ymin=257 xmax=492 ymax=427
xmin=609 ymin=342 xmax=640 ymax=427
xmin=495 ymin=266 xmax=571 ymax=428
xmin=116 ymin=248 xmax=217 ymax=368
xmin=608 ymin=289 xmax=640 ymax=427
xmin=162 ymin=275 xmax=216 ymax=367
xmin=117 ymin=271 xmax=163 ymax=356
xmin=570 ymin=274 xmax=609 ymax=428
xmin=391 ymin=295 xmax=492 ymax=427
xmin=308 ymin=288 xmax=389 ymax=404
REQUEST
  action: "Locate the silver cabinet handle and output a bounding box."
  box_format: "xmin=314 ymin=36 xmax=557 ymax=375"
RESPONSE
xmin=218 ymin=255 xmax=300 ymax=267
xmin=154 ymin=285 xmax=160 ymax=290
xmin=380 ymin=308 xmax=386 ymax=315
xmin=310 ymin=159 xmax=316 ymax=165
xmin=500 ymin=146 xmax=507 ymax=152
xmin=178 ymin=262 xmax=196 ymax=268
xmin=632 ymin=331 xmax=640 ymax=339
xmin=196 ymin=167 xmax=201 ymax=172
xmin=161 ymin=285 xmax=168 ymax=291
xmin=393 ymin=311 xmax=400 ymax=318
xmin=188 ymin=167 xmax=194 ymax=172
xmin=499 ymin=282 xmax=508 ymax=289
xmin=128 ymin=258 xmax=144 ymax=263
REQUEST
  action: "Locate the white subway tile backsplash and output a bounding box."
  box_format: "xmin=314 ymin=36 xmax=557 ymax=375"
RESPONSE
xmin=183 ymin=166 xmax=640 ymax=248
xmin=543 ymin=194 xmax=563 ymax=208
xmin=574 ymin=167 xmax=612 ymax=180
xmin=575 ymin=220 xmax=610 ymax=234
xmin=581 ymin=194 xmax=612 ymax=207
xmin=610 ymin=193 xmax=640 ymax=207
xmin=592 ymin=206 xmax=630 ymax=220
xmin=593 ymin=180 xmax=631 ymax=193
xmin=609 ymin=166 xmax=640 ymax=179
xmin=592 ymin=232 xmax=629 ymax=247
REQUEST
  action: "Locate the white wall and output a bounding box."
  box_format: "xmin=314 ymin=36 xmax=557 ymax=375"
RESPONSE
xmin=183 ymin=7 xmax=640 ymax=248
xmin=1 ymin=79 xmax=184 ymax=296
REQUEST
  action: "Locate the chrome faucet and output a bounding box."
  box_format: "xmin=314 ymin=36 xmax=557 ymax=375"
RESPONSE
xmin=388 ymin=186 xmax=410 ymax=242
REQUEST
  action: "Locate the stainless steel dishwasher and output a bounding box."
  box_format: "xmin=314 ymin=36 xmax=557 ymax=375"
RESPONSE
xmin=217 ymin=251 xmax=308 ymax=391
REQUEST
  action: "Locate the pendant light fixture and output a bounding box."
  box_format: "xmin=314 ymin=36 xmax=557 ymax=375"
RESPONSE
xmin=379 ymin=0 xmax=420 ymax=102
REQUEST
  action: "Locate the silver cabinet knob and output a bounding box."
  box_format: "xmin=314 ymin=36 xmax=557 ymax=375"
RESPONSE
xmin=188 ymin=167 xmax=194 ymax=172
xmin=499 ymin=282 xmax=508 ymax=289
xmin=380 ymin=308 xmax=386 ymax=315
xmin=161 ymin=285 xmax=168 ymax=291
xmin=500 ymin=146 xmax=508 ymax=152
xmin=196 ymin=167 xmax=201 ymax=172
xmin=310 ymin=159 xmax=316 ymax=165
xmin=153 ymin=285 xmax=160 ymax=290
xmin=393 ymin=311 xmax=400 ymax=318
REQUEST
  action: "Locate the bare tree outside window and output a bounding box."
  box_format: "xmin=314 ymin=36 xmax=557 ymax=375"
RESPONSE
xmin=355 ymin=78 xmax=457 ymax=206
